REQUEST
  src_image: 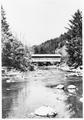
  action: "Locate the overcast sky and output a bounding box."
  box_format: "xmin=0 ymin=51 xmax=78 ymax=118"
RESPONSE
xmin=2 ymin=0 xmax=82 ymax=46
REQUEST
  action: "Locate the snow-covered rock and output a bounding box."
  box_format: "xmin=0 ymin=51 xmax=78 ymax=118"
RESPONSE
xmin=6 ymin=80 xmax=11 ymax=83
xmin=56 ymin=84 xmax=64 ymax=89
xmin=67 ymin=85 xmax=76 ymax=89
xmin=6 ymin=79 xmax=15 ymax=83
xmin=66 ymin=72 xmax=79 ymax=77
xmin=67 ymin=85 xmax=77 ymax=93
xmin=68 ymin=89 xmax=76 ymax=94
xmin=34 ymin=106 xmax=57 ymax=117
xmin=6 ymin=88 xmax=11 ymax=90
xmin=7 ymin=71 xmax=20 ymax=76
xmin=79 ymin=97 xmax=83 ymax=102
xmin=65 ymin=70 xmax=83 ymax=77
xmin=59 ymin=63 xmax=71 ymax=71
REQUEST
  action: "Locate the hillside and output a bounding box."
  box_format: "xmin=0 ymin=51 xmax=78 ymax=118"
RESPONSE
xmin=32 ymin=33 xmax=67 ymax=54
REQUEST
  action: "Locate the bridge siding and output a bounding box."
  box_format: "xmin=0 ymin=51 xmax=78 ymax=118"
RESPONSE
xmin=31 ymin=54 xmax=61 ymax=63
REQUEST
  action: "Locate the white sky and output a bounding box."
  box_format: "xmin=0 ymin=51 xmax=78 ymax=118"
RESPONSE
xmin=1 ymin=0 xmax=82 ymax=46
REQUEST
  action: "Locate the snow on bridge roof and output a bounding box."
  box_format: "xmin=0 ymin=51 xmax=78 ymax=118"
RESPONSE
xmin=31 ymin=54 xmax=61 ymax=57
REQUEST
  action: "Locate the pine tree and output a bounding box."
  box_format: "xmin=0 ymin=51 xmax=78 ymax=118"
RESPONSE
xmin=67 ymin=10 xmax=82 ymax=39
xmin=66 ymin=10 xmax=82 ymax=68
xmin=1 ymin=6 xmax=9 ymax=34
xmin=1 ymin=6 xmax=13 ymax=66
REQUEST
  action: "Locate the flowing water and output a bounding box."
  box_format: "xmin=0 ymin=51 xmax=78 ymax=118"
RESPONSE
xmin=2 ymin=67 xmax=83 ymax=118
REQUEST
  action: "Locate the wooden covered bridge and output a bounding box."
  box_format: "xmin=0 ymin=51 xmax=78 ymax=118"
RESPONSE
xmin=31 ymin=54 xmax=61 ymax=65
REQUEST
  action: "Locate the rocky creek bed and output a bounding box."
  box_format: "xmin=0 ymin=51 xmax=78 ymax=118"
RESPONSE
xmin=2 ymin=66 xmax=83 ymax=118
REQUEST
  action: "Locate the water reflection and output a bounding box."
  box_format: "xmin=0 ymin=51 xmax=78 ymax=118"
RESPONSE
xmin=8 ymin=81 xmax=72 ymax=118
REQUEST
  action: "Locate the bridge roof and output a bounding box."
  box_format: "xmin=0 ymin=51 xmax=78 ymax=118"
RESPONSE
xmin=31 ymin=54 xmax=61 ymax=57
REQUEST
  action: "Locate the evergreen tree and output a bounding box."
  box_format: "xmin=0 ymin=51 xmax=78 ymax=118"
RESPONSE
xmin=1 ymin=6 xmax=13 ymax=66
xmin=66 ymin=10 xmax=82 ymax=68
xmin=66 ymin=10 xmax=82 ymax=39
xmin=1 ymin=6 xmax=9 ymax=35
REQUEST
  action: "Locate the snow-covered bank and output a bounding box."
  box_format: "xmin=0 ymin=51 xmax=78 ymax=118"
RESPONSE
xmin=2 ymin=67 xmax=26 ymax=83
xmin=58 ymin=64 xmax=83 ymax=77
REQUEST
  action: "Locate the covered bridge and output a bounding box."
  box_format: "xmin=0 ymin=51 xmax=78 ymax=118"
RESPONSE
xmin=31 ymin=54 xmax=61 ymax=64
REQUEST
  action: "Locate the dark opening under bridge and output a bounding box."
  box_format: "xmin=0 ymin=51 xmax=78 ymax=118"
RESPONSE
xmin=31 ymin=54 xmax=61 ymax=64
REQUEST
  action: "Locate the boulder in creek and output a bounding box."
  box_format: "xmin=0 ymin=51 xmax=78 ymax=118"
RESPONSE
xmin=67 ymin=85 xmax=77 ymax=89
xmin=56 ymin=84 xmax=64 ymax=89
xmin=67 ymin=85 xmax=78 ymax=93
xmin=79 ymin=97 xmax=83 ymax=102
xmin=34 ymin=106 xmax=57 ymax=117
